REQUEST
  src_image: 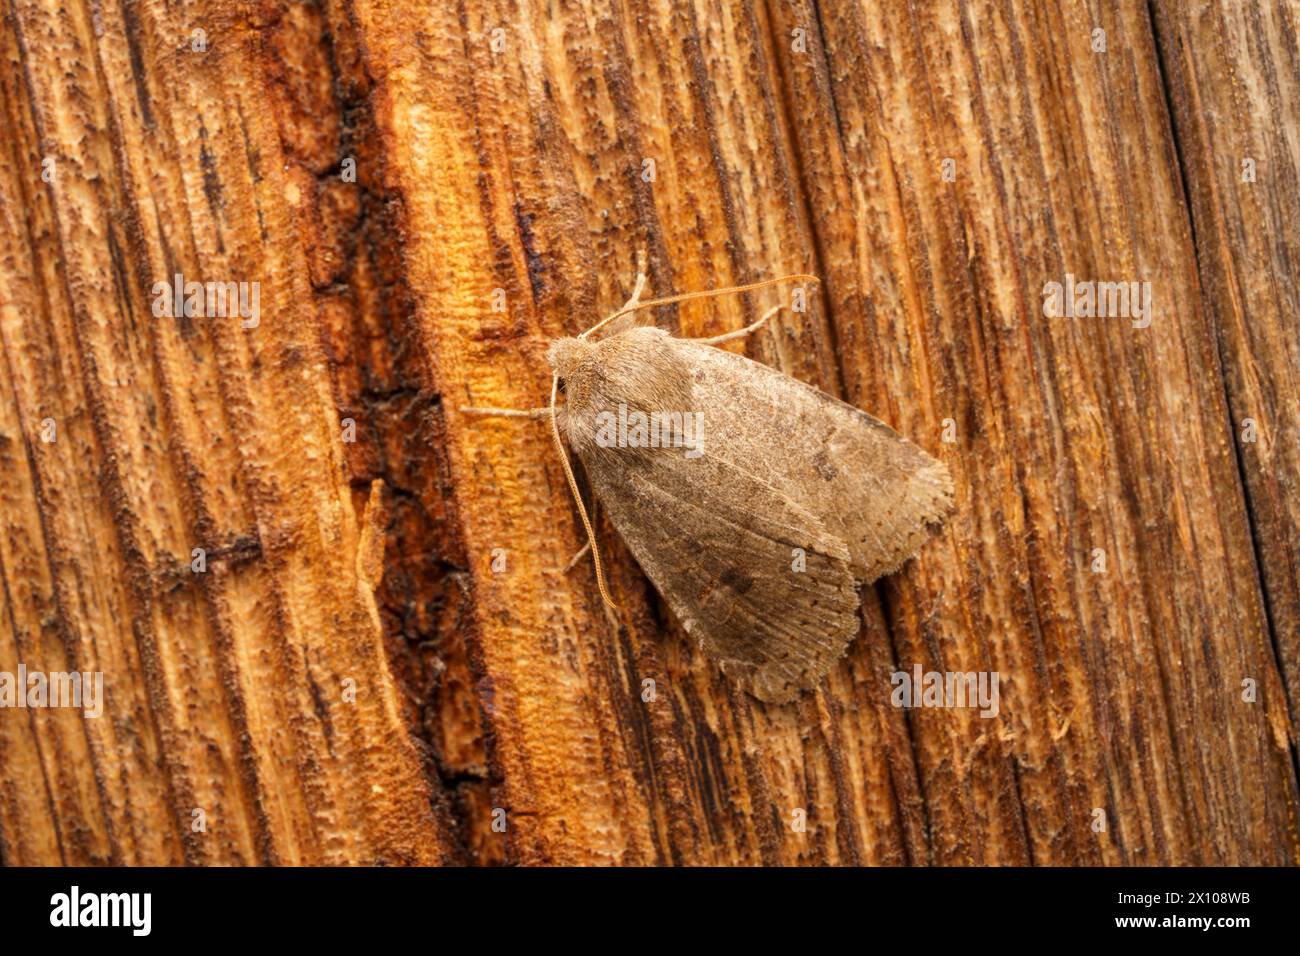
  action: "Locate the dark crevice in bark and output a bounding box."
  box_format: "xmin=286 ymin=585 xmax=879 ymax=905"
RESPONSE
xmin=263 ymin=0 xmax=490 ymax=864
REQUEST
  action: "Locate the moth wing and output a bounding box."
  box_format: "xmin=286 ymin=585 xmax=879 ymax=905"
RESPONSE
xmin=579 ymin=449 xmax=861 ymax=703
xmin=679 ymin=341 xmax=954 ymax=583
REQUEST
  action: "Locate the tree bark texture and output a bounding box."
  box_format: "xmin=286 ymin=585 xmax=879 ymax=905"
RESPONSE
xmin=0 ymin=0 xmax=1296 ymax=865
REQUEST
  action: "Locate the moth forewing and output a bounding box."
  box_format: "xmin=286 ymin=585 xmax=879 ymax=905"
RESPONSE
xmin=678 ymin=340 xmax=955 ymax=583
xmin=578 ymin=429 xmax=862 ymax=704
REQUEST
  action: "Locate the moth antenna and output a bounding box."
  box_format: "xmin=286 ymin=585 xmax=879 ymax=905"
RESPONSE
xmin=579 ymin=273 xmax=819 ymax=340
xmin=549 ymin=373 xmax=619 ymax=612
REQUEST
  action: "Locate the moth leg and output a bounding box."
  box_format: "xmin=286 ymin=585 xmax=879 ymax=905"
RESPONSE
xmin=460 ymin=405 xmax=552 ymax=420
xmin=578 ymin=256 xmax=649 ymax=340
xmin=690 ymin=303 xmax=782 ymax=346
xmin=560 ymin=503 xmax=617 ymax=626
xmin=619 ymin=260 xmax=648 ymax=313
xmin=563 ymin=497 xmax=600 ymax=571
xmin=563 ymin=541 xmax=591 ymax=572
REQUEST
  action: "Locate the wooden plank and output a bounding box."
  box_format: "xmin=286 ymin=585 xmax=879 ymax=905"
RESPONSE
xmin=0 ymin=0 xmax=1295 ymax=866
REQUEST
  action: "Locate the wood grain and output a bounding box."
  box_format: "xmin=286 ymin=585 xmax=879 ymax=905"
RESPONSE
xmin=0 ymin=0 xmax=1295 ymax=865
xmin=1152 ymin=0 xmax=1300 ymax=758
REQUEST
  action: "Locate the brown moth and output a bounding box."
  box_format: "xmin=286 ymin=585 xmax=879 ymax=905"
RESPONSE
xmin=465 ymin=269 xmax=953 ymax=703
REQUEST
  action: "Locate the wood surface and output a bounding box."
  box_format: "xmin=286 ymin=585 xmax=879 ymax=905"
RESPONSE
xmin=0 ymin=0 xmax=1296 ymax=865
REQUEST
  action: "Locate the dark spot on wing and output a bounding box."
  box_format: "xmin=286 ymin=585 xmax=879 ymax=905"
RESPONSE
xmin=813 ymin=449 xmax=838 ymax=481
xmin=719 ymin=566 xmax=755 ymax=594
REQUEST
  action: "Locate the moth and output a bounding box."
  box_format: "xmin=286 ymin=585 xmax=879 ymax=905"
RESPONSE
xmin=464 ymin=267 xmax=954 ymax=703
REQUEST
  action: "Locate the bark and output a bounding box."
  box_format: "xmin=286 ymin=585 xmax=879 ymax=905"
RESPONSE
xmin=0 ymin=0 xmax=1296 ymax=865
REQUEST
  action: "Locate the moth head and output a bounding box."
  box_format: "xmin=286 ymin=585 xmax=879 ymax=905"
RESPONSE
xmin=546 ymin=336 xmax=596 ymax=386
